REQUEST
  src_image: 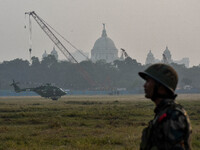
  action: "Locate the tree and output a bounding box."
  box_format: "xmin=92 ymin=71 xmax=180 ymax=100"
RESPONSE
xmin=31 ymin=56 xmax=40 ymax=67
xmin=41 ymin=55 xmax=57 ymax=68
xmin=181 ymin=78 xmax=192 ymax=86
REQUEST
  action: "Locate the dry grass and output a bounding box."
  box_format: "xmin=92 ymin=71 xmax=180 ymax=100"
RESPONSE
xmin=0 ymin=94 xmax=199 ymax=150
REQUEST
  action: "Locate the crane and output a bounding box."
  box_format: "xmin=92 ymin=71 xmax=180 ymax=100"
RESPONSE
xmin=25 ymin=11 xmax=78 ymax=63
xmin=25 ymin=11 xmax=95 ymax=86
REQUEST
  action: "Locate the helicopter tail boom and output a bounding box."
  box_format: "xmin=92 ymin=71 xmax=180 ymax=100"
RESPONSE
xmin=10 ymin=80 xmax=22 ymax=92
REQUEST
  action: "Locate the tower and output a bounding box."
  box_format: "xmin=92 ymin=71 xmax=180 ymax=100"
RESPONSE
xmin=42 ymin=50 xmax=48 ymax=59
xmin=162 ymin=46 xmax=172 ymax=63
xmin=145 ymin=50 xmax=156 ymax=65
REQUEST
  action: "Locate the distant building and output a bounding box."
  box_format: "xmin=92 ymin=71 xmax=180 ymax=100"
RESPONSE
xmin=42 ymin=46 xmax=58 ymax=60
xmin=145 ymin=46 xmax=190 ymax=67
xmin=174 ymin=58 xmax=189 ymax=68
xmin=51 ymin=46 xmax=58 ymax=60
xmin=145 ymin=50 xmax=156 ymax=65
xmin=91 ymin=24 xmax=118 ymax=63
xmin=162 ymin=46 xmax=172 ymax=63
xmin=42 ymin=50 xmax=48 ymax=59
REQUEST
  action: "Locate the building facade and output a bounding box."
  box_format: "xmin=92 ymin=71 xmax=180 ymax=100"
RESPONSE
xmin=145 ymin=46 xmax=190 ymax=67
xmin=145 ymin=50 xmax=156 ymax=65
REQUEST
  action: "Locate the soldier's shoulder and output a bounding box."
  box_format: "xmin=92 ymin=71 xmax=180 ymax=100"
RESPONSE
xmin=166 ymin=103 xmax=188 ymax=121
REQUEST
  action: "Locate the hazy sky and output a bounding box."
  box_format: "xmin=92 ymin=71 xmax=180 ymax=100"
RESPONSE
xmin=0 ymin=0 xmax=200 ymax=67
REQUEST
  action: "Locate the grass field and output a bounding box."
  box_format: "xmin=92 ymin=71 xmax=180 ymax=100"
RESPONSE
xmin=0 ymin=94 xmax=199 ymax=150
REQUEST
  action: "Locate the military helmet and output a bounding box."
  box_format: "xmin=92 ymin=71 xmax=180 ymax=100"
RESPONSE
xmin=138 ymin=63 xmax=178 ymax=93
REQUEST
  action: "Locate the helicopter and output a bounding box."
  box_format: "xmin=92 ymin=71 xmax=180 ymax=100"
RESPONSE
xmin=10 ymin=80 xmax=66 ymax=100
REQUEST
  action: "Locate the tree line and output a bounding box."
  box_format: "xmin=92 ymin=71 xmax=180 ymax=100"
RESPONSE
xmin=0 ymin=55 xmax=200 ymax=91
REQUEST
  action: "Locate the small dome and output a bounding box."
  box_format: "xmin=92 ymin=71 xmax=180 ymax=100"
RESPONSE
xmin=42 ymin=50 xmax=48 ymax=59
xmin=51 ymin=46 xmax=58 ymax=60
xmin=163 ymin=46 xmax=171 ymax=55
xmin=51 ymin=46 xmax=57 ymax=54
xmin=147 ymin=50 xmax=154 ymax=57
xmin=145 ymin=50 xmax=155 ymax=65
xmin=163 ymin=46 xmax=172 ymax=63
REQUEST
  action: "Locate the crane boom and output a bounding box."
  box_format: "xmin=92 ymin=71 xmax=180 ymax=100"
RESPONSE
xmin=25 ymin=11 xmax=78 ymax=63
xmin=25 ymin=11 xmax=96 ymax=87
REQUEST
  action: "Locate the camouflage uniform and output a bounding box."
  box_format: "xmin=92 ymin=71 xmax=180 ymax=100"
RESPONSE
xmin=138 ymin=63 xmax=192 ymax=150
xmin=140 ymin=98 xmax=192 ymax=150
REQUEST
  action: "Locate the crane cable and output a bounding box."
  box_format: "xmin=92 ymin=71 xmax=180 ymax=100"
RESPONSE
xmin=24 ymin=14 xmax=32 ymax=62
xmin=28 ymin=15 xmax=32 ymax=54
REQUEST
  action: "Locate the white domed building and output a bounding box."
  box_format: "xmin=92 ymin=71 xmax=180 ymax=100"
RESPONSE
xmin=91 ymin=24 xmax=118 ymax=63
xmin=42 ymin=47 xmax=59 ymax=60
xmin=145 ymin=46 xmax=190 ymax=67
xmin=162 ymin=46 xmax=172 ymax=63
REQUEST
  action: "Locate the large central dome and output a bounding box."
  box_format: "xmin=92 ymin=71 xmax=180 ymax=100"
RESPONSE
xmin=91 ymin=24 xmax=118 ymax=63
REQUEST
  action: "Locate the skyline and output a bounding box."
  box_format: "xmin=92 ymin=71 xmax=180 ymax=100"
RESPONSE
xmin=40 ymin=44 xmax=189 ymax=67
xmin=0 ymin=0 xmax=200 ymax=67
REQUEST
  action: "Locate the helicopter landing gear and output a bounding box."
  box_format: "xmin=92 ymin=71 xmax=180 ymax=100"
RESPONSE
xmin=51 ymin=96 xmax=59 ymax=100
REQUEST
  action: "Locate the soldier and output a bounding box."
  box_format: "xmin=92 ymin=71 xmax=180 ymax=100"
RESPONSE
xmin=138 ymin=63 xmax=192 ymax=150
